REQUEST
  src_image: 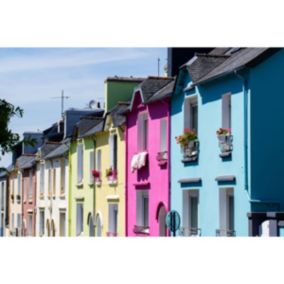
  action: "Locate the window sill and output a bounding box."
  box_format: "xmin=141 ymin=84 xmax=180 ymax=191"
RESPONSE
xmin=108 ymin=179 xmax=118 ymax=186
xmin=88 ymin=183 xmax=94 ymax=187
xmin=182 ymin=155 xmax=198 ymax=163
xmin=39 ymin=194 xmax=44 ymax=200
xmin=28 ymin=199 xmax=33 ymax=204
xmin=219 ymin=151 xmax=232 ymax=158
xmin=77 ymin=183 xmax=84 ymax=188
xmin=59 ymin=193 xmax=66 ymax=199
xmin=95 ymin=181 xmax=102 ymax=187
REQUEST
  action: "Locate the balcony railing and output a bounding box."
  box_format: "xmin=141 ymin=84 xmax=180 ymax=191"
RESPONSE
xmin=182 ymin=140 xmax=199 ymax=162
xmin=216 ymin=229 xmax=236 ymax=237
xmin=179 ymin=227 xmax=201 ymax=237
xmin=218 ymin=135 xmax=233 ymax=157
xmin=133 ymin=225 xmax=149 ymax=234
xmin=107 ymin=232 xmax=118 ymax=237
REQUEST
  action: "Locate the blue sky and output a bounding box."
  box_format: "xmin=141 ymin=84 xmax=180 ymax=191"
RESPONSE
xmin=0 ymin=48 xmax=167 ymax=167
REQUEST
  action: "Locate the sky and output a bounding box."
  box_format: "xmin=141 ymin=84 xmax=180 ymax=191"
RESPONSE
xmin=0 ymin=48 xmax=167 ymax=167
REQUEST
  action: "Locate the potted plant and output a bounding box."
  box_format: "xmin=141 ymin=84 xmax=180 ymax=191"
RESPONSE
xmin=216 ymin=128 xmax=233 ymax=153
xmin=92 ymin=169 xmax=100 ymax=179
xmin=106 ymin=168 xmax=117 ymax=181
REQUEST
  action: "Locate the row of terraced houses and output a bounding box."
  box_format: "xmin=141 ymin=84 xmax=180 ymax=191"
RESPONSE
xmin=1 ymin=47 xmax=284 ymax=237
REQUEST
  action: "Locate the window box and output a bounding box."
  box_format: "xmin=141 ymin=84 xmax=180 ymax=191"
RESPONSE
xmin=156 ymin=151 xmax=168 ymax=166
xmin=133 ymin=225 xmax=149 ymax=235
xmin=216 ymin=229 xmax=236 ymax=237
xmin=217 ymin=128 xmax=233 ymax=157
xmin=16 ymin=194 xmax=21 ymax=203
xmin=92 ymin=169 xmax=102 ymax=185
xmin=107 ymin=232 xmax=118 ymax=237
xmin=106 ymin=168 xmax=117 ymax=184
xmin=179 ymin=227 xmax=201 ymax=237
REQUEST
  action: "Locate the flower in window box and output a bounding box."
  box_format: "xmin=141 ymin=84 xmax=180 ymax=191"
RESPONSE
xmin=175 ymin=128 xmax=198 ymax=148
xmin=216 ymin=128 xmax=231 ymax=136
xmin=92 ymin=169 xmax=100 ymax=179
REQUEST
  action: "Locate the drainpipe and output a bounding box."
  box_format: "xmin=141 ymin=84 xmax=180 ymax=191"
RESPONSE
xmin=93 ymin=138 xmax=96 ymax=235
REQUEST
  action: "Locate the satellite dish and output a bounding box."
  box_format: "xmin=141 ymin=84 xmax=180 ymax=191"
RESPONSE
xmin=88 ymin=100 xmax=96 ymax=109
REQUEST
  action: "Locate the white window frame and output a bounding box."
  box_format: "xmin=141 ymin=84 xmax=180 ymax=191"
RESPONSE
xmin=182 ymin=190 xmax=199 ymax=233
xmin=184 ymin=96 xmax=198 ymax=133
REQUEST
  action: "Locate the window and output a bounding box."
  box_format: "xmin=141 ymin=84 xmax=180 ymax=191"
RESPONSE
xmin=28 ymin=169 xmax=33 ymax=200
xmin=77 ymin=144 xmax=84 ymax=184
xmin=39 ymin=209 xmax=45 ymax=236
xmin=17 ymin=172 xmax=22 ymax=196
xmin=109 ymin=134 xmax=118 ymax=171
xmin=28 ymin=213 xmax=33 ymax=236
xmin=40 ymin=163 xmax=45 ymax=195
xmin=96 ymin=149 xmax=102 ymax=176
xmin=182 ymin=190 xmax=199 ymax=236
xmin=219 ymin=188 xmax=234 ymax=236
xmin=60 ymin=159 xmax=65 ymax=194
xmin=59 ymin=211 xmax=66 ymax=237
xmin=48 ymin=168 xmax=52 ymax=197
xmin=184 ymin=96 xmax=198 ymax=133
xmin=17 ymin=213 xmax=21 ymax=229
xmin=89 ymin=151 xmax=95 ymax=184
xmin=160 ymin=119 xmax=167 ymax=153
xmin=138 ymin=113 xmax=148 ymax=152
xmin=76 ymin=203 xmax=84 ymax=236
xmin=1 ymin=182 xmax=4 ymax=210
xmin=52 ymin=168 xmax=56 ymax=196
xmin=108 ymin=204 xmax=118 ymax=236
xmin=136 ymin=190 xmax=149 ymax=229
xmin=11 ymin=213 xmax=15 ymax=230
xmin=222 ymin=93 xmax=231 ymax=129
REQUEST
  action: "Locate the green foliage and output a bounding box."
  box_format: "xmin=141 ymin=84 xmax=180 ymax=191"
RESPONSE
xmin=0 ymin=99 xmax=23 ymax=156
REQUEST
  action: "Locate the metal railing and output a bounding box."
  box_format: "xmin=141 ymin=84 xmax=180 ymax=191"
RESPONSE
xmin=216 ymin=229 xmax=236 ymax=237
xmin=183 ymin=140 xmax=199 ymax=160
xmin=179 ymin=227 xmax=201 ymax=237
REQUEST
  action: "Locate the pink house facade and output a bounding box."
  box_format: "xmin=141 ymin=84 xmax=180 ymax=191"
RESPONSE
xmin=125 ymin=77 xmax=174 ymax=236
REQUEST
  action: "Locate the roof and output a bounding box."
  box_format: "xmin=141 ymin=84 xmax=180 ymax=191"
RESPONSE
xmin=38 ymin=142 xmax=61 ymax=159
xmin=146 ymin=80 xmax=175 ymax=104
xmin=105 ymin=76 xmax=145 ymax=83
xmin=0 ymin=170 xmax=8 ymax=179
xmin=184 ymin=48 xmax=279 ymax=85
xmin=75 ymin=117 xmax=104 ymax=138
xmin=106 ymin=102 xmax=130 ymax=127
xmin=17 ymin=155 xmax=36 ymax=169
xmin=64 ymin=108 xmax=104 ymax=138
xmin=81 ymin=118 xmax=105 ymax=138
xmin=137 ymin=77 xmax=174 ymax=103
xmin=44 ymin=143 xmax=69 ymax=160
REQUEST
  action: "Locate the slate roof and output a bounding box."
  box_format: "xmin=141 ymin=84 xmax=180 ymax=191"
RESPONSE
xmin=80 ymin=118 xmax=105 ymax=138
xmin=38 ymin=142 xmax=61 ymax=159
xmin=0 ymin=170 xmax=8 ymax=179
xmin=137 ymin=77 xmax=174 ymax=103
xmin=106 ymin=102 xmax=130 ymax=127
xmin=17 ymin=155 xmax=36 ymax=169
xmin=184 ymin=48 xmax=279 ymax=85
xmin=44 ymin=143 xmax=69 ymax=160
xmin=146 ymin=80 xmax=175 ymax=104
xmin=64 ymin=108 xmax=104 ymax=138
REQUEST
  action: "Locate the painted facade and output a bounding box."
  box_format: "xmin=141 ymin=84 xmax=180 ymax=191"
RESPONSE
xmin=126 ymin=77 xmax=174 ymax=236
xmin=171 ymin=48 xmax=284 ymax=237
xmin=0 ymin=172 xmax=8 ymax=236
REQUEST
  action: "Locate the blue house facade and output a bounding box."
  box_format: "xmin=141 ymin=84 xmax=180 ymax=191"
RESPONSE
xmin=171 ymin=48 xmax=284 ymax=236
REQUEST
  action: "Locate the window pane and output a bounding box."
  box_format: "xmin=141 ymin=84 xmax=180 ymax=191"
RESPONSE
xmin=190 ymin=196 xmax=198 ymax=229
xmin=222 ymin=94 xmax=231 ymax=129
xmin=160 ymin=119 xmax=167 ymax=152
xmin=143 ymin=195 xmax=149 ymax=227
xmin=191 ymin=103 xmax=198 ymax=133
xmin=113 ymin=134 xmax=118 ymax=171
xmin=228 ymin=195 xmax=234 ymax=231
xmin=60 ymin=212 xmax=66 ymax=237
xmin=89 ymin=151 xmax=94 ymax=183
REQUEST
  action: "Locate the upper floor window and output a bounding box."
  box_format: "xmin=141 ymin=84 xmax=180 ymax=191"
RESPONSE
xmin=109 ymin=134 xmax=118 ymax=171
xmin=59 ymin=210 xmax=66 ymax=237
xmin=96 ymin=149 xmax=102 ymax=174
xmin=52 ymin=168 xmax=56 ymax=197
xmin=160 ymin=118 xmax=167 ymax=153
xmin=60 ymin=158 xmax=66 ymax=194
xmin=138 ymin=112 xmax=148 ymax=152
xmin=77 ymin=143 xmax=84 ymax=185
xmin=108 ymin=204 xmax=118 ymax=236
xmin=222 ymin=93 xmax=231 ymax=129
xmin=17 ymin=172 xmax=22 ymax=196
xmin=40 ymin=163 xmax=45 ymax=196
xmin=184 ymin=96 xmax=198 ymax=134
xmin=89 ymin=151 xmax=95 ymax=184
xmin=28 ymin=169 xmax=33 ymax=200
xmin=136 ymin=190 xmax=149 ymax=232
xmin=76 ymin=203 xmax=84 ymax=236
xmin=39 ymin=209 xmax=45 ymax=236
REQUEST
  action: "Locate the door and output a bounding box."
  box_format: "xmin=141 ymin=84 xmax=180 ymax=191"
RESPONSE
xmin=158 ymin=205 xmax=167 ymax=236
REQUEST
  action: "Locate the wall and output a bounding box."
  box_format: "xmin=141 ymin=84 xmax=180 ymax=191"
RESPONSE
xmin=94 ymin=123 xmax=126 ymax=237
xmin=126 ymin=92 xmax=170 ymax=236
xmin=250 ymin=49 xmax=284 ymax=211
xmin=171 ymin=70 xmax=250 ymax=236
